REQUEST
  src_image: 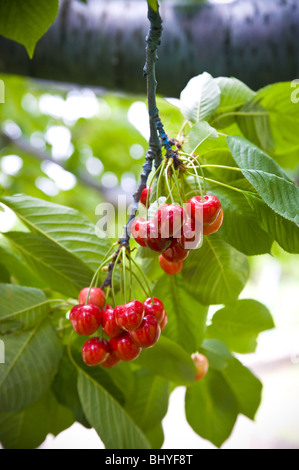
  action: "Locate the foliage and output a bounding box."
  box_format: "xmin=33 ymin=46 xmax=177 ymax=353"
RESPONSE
xmin=0 ymin=36 xmax=298 ymax=449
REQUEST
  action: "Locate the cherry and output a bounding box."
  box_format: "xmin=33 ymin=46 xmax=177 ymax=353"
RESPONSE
xmin=102 ymin=304 xmax=123 ymax=338
xmin=158 ymin=254 xmax=184 ymax=275
xmin=69 ymin=304 xmax=102 ymax=336
xmin=114 ymin=300 xmax=144 ymax=331
xmin=187 ymin=195 xmax=221 ymax=226
xmin=100 ymin=351 xmax=122 ymax=369
xmin=140 ymin=186 xmax=152 ymax=206
xmin=154 ymin=204 xmax=187 ymax=238
xmin=191 ymin=352 xmax=209 ymax=381
xmin=145 ymin=219 xmax=172 ymax=253
xmin=82 ymin=338 xmax=110 ymax=366
xmin=161 ymin=238 xmax=189 ymax=262
xmin=110 ymin=333 xmax=142 ymax=361
xmin=129 ymin=315 xmax=161 ymax=348
xmin=160 ymin=312 xmax=168 ymax=331
xmin=131 ymin=218 xmax=148 ymax=248
xmin=203 ymin=208 xmax=224 ymax=235
xmin=143 ymin=297 xmax=165 ymax=323
xmin=179 ymin=219 xmax=202 ymax=250
xmin=78 ymin=287 xmax=106 ymax=309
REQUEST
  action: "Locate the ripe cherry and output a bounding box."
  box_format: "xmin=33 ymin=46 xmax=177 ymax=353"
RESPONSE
xmin=154 ymin=204 xmax=187 ymax=238
xmin=162 ymin=239 xmax=189 ymax=262
xmin=129 ymin=315 xmax=161 ymax=348
xmin=145 ymin=219 xmax=172 ymax=252
xmin=78 ymin=287 xmax=106 ymax=309
xmin=158 ymin=254 xmax=184 ymax=275
xmin=143 ymin=297 xmax=165 ymax=323
xmin=191 ymin=352 xmax=209 ymax=381
xmin=131 ymin=218 xmax=148 ymax=248
xmin=114 ymin=300 xmax=144 ymax=331
xmin=140 ymin=186 xmax=152 ymax=206
xmin=160 ymin=312 xmax=168 ymax=331
xmin=179 ymin=219 xmax=202 ymax=250
xmin=102 ymin=304 xmax=122 ymax=338
xmin=187 ymin=195 xmax=221 ymax=226
xmin=82 ymin=338 xmax=110 ymax=366
xmin=100 ymin=351 xmax=122 ymax=369
xmin=69 ymin=304 xmax=102 ymax=336
xmin=110 ymin=333 xmax=142 ymax=361
xmin=203 ymin=208 xmax=224 ymax=235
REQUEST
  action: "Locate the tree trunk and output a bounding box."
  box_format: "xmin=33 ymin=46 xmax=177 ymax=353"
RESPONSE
xmin=0 ymin=0 xmax=298 ymax=96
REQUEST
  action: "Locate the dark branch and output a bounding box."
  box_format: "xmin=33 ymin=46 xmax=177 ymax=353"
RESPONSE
xmin=0 ymin=0 xmax=298 ymax=95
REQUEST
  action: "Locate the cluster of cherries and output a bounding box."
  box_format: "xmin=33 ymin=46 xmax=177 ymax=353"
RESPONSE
xmin=69 ymin=286 xmax=167 ymax=368
xmin=132 ymin=187 xmax=223 ymax=275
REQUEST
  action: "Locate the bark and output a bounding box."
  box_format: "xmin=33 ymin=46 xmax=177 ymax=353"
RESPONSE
xmin=0 ymin=0 xmax=298 ymax=96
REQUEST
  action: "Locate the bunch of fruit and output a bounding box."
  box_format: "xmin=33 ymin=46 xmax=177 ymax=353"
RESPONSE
xmin=69 ymin=287 xmax=167 ymax=368
xmin=132 ymin=189 xmax=223 ymax=275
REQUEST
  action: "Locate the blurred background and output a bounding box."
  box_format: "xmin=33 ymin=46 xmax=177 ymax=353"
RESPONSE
xmin=0 ymin=75 xmax=298 ymax=449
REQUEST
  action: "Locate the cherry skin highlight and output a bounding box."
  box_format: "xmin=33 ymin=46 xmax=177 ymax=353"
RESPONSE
xmin=69 ymin=304 xmax=102 ymax=336
xmin=129 ymin=315 xmax=161 ymax=348
xmin=78 ymin=287 xmax=106 ymax=309
xmin=158 ymin=254 xmax=184 ymax=275
xmin=114 ymin=300 xmax=144 ymax=331
xmin=110 ymin=333 xmax=142 ymax=361
xmin=82 ymin=338 xmax=110 ymax=366
xmin=102 ymin=304 xmax=123 ymax=338
xmin=143 ymin=297 xmax=165 ymax=323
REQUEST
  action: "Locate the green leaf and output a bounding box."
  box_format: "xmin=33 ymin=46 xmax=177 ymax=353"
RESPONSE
xmin=207 ymin=299 xmax=274 ymax=353
xmin=198 ymin=339 xmax=233 ymax=371
xmin=180 ymin=72 xmax=221 ymax=123
xmin=145 ymin=423 xmax=164 ymax=449
xmin=0 ymin=390 xmax=74 ymax=449
xmin=153 ymin=275 xmax=208 ymax=353
xmin=245 ymin=193 xmax=299 ymax=254
xmin=227 ymin=137 xmax=299 ymax=225
xmin=236 ymin=101 xmax=273 ymax=153
xmin=77 ymin=369 xmax=151 ymax=449
xmin=221 ymin=358 xmax=262 ymax=420
xmin=0 ymin=284 xmax=50 ymax=333
xmin=187 ymin=121 xmax=218 ymax=154
xmin=211 ymin=187 xmax=273 ymax=255
xmin=125 ymin=370 xmax=169 ymax=433
xmin=0 ymin=320 xmax=62 ymax=412
xmin=51 ymin=352 xmax=90 ymax=428
xmin=183 ymin=235 xmax=249 ymax=305
xmin=237 ymin=82 xmax=299 ymax=156
xmin=1 ymin=195 xmax=111 ymax=273
xmin=135 ymin=336 xmax=196 ymax=385
xmin=0 ymin=0 xmax=59 ymax=58
xmin=4 ymin=232 xmax=93 ymax=298
xmin=185 ymin=369 xmax=239 ymax=448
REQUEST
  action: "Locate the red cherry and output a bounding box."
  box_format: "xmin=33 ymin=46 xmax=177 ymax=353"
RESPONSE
xmin=145 ymin=219 xmax=172 ymax=252
xmin=162 ymin=239 xmax=189 ymax=262
xmin=140 ymin=187 xmax=152 ymax=206
xmin=203 ymin=208 xmax=224 ymax=235
xmin=100 ymin=351 xmax=122 ymax=369
xmin=187 ymin=195 xmax=221 ymax=226
xmin=158 ymin=254 xmax=184 ymax=275
xmin=143 ymin=297 xmax=165 ymax=323
xmin=114 ymin=300 xmax=144 ymax=331
xmin=102 ymin=305 xmax=123 ymax=338
xmin=131 ymin=218 xmax=148 ymax=248
xmin=82 ymin=338 xmax=110 ymax=366
xmin=191 ymin=352 xmax=209 ymax=381
xmin=160 ymin=312 xmax=168 ymax=331
xmin=129 ymin=315 xmax=161 ymax=348
xmin=110 ymin=333 xmax=142 ymax=361
xmin=69 ymin=304 xmax=102 ymax=336
xmin=78 ymin=287 xmax=106 ymax=309
xmin=179 ymin=219 xmax=202 ymax=250
xmin=154 ymin=204 xmax=187 ymax=238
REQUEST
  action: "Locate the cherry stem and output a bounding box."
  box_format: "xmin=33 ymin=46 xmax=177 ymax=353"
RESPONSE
xmin=129 ymin=256 xmax=153 ymax=300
